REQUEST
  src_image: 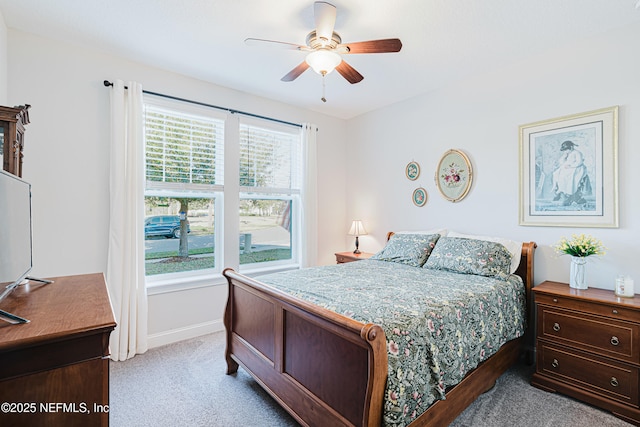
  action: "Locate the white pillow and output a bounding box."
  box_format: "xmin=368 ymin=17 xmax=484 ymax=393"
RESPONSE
xmin=447 ymin=231 xmax=522 ymax=274
xmin=394 ymin=229 xmax=448 ymax=237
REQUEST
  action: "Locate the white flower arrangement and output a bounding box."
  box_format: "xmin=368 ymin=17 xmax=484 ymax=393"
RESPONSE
xmin=555 ymin=234 xmax=606 ymax=258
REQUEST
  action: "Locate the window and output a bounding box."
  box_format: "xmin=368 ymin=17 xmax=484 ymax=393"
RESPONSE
xmin=142 ymin=96 xmax=304 ymax=284
xmin=143 ymin=96 xmax=224 ymax=278
xmin=239 ymin=119 xmax=302 ymax=268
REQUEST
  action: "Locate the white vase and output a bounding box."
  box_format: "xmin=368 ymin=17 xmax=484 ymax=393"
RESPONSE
xmin=570 ymin=256 xmax=588 ymax=289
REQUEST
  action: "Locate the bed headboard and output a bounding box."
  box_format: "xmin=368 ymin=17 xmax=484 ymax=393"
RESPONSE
xmin=516 ymin=242 xmax=537 ymax=294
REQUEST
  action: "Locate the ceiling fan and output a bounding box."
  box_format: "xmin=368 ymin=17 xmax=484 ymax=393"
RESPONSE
xmin=245 ymin=1 xmax=402 ymax=100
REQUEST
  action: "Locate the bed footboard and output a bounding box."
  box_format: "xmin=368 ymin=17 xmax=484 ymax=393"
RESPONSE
xmin=223 ymin=268 xmax=388 ymax=427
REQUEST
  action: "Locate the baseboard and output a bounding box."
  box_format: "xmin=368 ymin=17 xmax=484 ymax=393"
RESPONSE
xmin=147 ymin=319 xmax=224 ymax=349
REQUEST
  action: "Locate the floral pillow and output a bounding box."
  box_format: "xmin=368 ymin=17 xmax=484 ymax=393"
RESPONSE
xmin=423 ymin=237 xmax=512 ymax=279
xmin=370 ymin=233 xmax=441 ymax=267
xmin=447 ymin=231 xmax=522 ymax=274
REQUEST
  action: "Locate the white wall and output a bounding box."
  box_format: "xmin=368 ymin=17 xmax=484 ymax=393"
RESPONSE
xmin=0 ymin=9 xmax=7 ymax=103
xmin=347 ymin=22 xmax=640 ymax=292
xmin=6 ymin=30 xmax=348 ymax=346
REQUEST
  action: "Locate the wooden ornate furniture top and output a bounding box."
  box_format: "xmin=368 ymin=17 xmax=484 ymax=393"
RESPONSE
xmin=0 ymin=104 xmax=30 ymax=177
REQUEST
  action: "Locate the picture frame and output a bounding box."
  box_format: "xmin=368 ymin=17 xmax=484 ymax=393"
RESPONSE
xmin=519 ymin=106 xmax=618 ymax=228
xmin=405 ymin=161 xmax=420 ymax=181
xmin=435 ymin=149 xmax=473 ymax=202
xmin=412 ymin=187 xmax=427 ymax=207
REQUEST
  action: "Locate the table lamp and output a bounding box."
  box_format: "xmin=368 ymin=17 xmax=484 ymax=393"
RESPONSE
xmin=348 ymin=220 xmax=367 ymax=254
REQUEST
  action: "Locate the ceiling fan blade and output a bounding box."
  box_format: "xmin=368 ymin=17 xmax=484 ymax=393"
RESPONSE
xmin=335 ymin=60 xmax=364 ymax=84
xmin=281 ymin=62 xmax=310 ymax=82
xmin=339 ymin=38 xmax=403 ymax=54
xmin=245 ymin=38 xmax=308 ymax=51
xmin=314 ymin=1 xmax=337 ymax=44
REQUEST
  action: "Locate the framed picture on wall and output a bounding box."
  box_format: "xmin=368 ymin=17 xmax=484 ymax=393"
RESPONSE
xmin=405 ymin=161 xmax=420 ymax=180
xmin=412 ymin=187 xmax=427 ymax=207
xmin=519 ymin=106 xmax=619 ymax=227
xmin=435 ymin=149 xmax=473 ymax=202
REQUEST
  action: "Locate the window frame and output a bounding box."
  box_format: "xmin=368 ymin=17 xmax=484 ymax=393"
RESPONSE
xmin=141 ymin=96 xmax=304 ymax=292
xmin=237 ymin=116 xmax=303 ymax=274
xmin=143 ymin=95 xmax=226 ymax=291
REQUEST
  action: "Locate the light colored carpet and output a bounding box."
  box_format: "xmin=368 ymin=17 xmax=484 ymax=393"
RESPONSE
xmin=110 ymin=332 xmax=632 ymax=426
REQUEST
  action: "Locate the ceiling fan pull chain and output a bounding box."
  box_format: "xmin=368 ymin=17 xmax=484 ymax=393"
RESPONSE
xmin=321 ymin=73 xmax=327 ymax=103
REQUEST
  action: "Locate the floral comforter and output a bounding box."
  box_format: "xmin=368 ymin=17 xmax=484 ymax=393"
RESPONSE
xmin=258 ymin=259 xmax=526 ymax=427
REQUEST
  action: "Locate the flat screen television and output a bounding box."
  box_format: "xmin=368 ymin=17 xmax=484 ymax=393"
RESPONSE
xmin=0 ymin=169 xmax=32 ymax=286
xmin=0 ymin=169 xmax=34 ymax=323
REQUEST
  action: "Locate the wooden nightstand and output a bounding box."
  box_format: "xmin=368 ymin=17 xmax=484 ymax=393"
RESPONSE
xmin=531 ymin=281 xmax=640 ymax=425
xmin=335 ymin=251 xmax=373 ymax=264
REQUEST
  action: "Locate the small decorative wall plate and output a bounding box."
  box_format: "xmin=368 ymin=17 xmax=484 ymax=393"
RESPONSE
xmin=405 ymin=161 xmax=420 ymax=181
xmin=412 ymin=187 xmax=427 ymax=207
xmin=435 ymin=149 xmax=473 ymax=202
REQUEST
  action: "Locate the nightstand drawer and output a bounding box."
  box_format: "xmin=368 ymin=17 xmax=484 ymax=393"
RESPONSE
xmin=536 ymin=293 xmax=639 ymax=323
xmin=336 ymin=253 xmax=354 ymax=263
xmin=537 ymin=342 xmax=639 ymax=407
xmin=538 ymin=305 xmax=640 ymax=364
xmin=335 ymin=252 xmax=373 ymax=264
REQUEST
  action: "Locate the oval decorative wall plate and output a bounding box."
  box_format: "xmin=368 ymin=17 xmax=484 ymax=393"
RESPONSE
xmin=435 ymin=149 xmax=473 ymax=202
xmin=405 ymin=161 xmax=420 ymax=181
xmin=412 ymin=187 xmax=427 ymax=207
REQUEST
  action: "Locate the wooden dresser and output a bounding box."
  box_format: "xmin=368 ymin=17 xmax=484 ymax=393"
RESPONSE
xmin=0 ymin=273 xmax=116 ymax=427
xmin=531 ymin=281 xmax=640 ymax=425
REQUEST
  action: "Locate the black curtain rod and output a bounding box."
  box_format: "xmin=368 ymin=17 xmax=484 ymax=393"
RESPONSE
xmin=103 ymin=80 xmax=302 ymax=128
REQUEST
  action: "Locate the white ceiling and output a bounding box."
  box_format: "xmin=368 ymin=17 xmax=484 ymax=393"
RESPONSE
xmin=1 ymin=0 xmax=639 ymax=119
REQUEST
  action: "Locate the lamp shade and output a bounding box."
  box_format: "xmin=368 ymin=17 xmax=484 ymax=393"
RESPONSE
xmin=348 ymin=220 xmax=367 ymax=236
xmin=305 ymin=49 xmax=342 ymax=75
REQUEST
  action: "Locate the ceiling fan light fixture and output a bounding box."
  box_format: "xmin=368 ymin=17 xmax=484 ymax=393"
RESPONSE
xmin=305 ymin=49 xmax=342 ymax=75
xmin=248 ymin=2 xmax=401 ymax=86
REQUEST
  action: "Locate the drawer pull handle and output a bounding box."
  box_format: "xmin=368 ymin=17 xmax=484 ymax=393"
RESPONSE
xmin=553 ymin=298 xmax=558 ymax=303
xmin=551 ymin=359 xmax=559 ymax=368
xmin=611 ymin=377 xmax=619 ymax=387
xmin=553 ymin=323 xmax=561 ymax=332
xmin=612 ymin=309 xmax=618 ymax=314
xmin=611 ymin=336 xmax=620 ymax=346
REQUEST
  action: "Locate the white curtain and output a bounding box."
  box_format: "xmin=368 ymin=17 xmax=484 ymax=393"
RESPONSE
xmin=106 ymin=80 xmax=148 ymax=361
xmin=301 ymin=123 xmax=318 ymax=267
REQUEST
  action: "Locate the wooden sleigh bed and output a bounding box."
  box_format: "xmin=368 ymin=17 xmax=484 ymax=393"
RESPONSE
xmin=223 ymin=235 xmax=536 ymax=427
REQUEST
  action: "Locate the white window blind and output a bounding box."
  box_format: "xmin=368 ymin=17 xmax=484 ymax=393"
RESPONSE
xmin=239 ymin=120 xmax=301 ymax=195
xmin=144 ymin=103 xmax=224 ymax=193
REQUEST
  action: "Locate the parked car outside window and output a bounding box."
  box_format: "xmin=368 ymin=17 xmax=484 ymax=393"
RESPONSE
xmin=144 ymin=215 xmax=190 ymax=239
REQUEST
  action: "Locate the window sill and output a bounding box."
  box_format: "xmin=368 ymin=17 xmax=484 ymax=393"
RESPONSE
xmin=146 ymin=271 xmax=225 ymax=295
